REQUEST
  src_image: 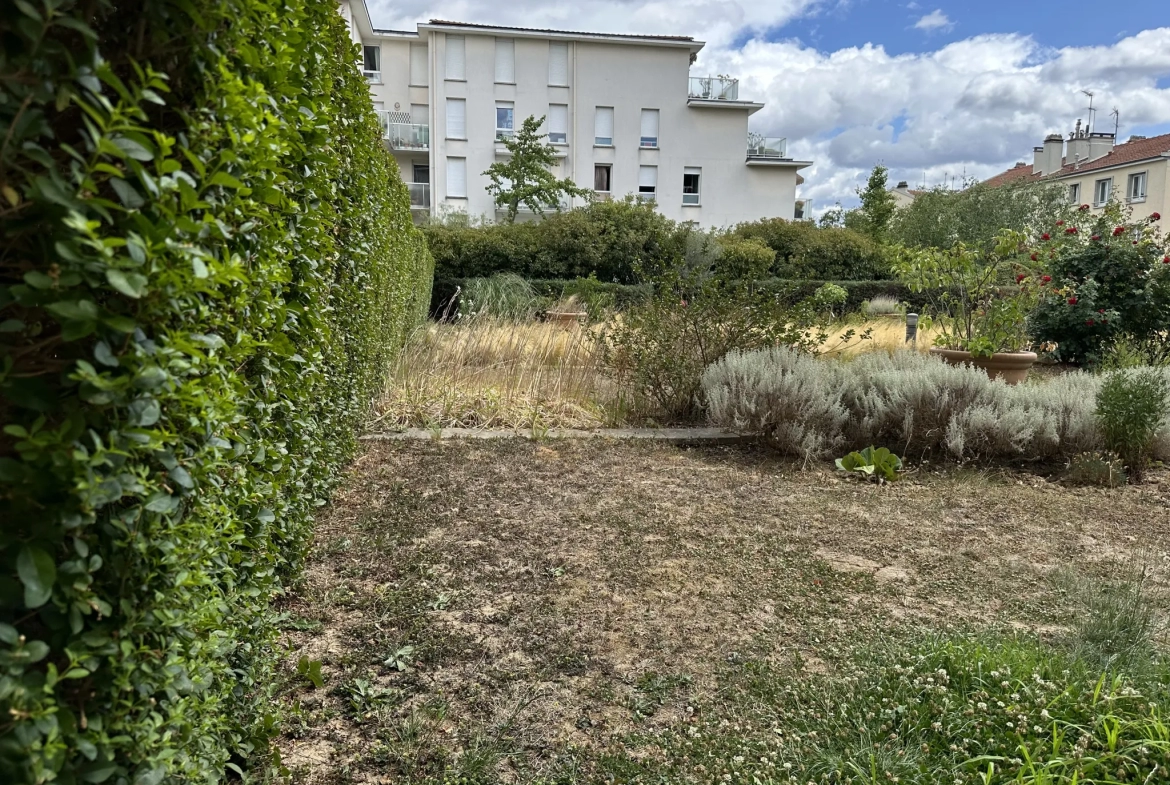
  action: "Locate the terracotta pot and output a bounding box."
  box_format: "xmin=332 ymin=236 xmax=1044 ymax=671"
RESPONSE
xmin=929 ymin=347 xmax=1038 ymax=385
xmin=544 ymin=311 xmax=587 ymax=327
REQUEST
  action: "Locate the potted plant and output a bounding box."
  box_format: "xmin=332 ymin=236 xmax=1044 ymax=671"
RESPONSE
xmin=893 ymin=231 xmax=1041 ymax=384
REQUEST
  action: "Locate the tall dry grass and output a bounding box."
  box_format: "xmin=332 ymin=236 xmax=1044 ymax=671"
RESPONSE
xmin=819 ymin=316 xmax=943 ymax=358
xmin=376 ymin=317 xmax=619 ymax=430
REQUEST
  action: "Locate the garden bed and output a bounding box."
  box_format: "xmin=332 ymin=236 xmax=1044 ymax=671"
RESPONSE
xmin=273 ymin=439 xmax=1170 ymax=783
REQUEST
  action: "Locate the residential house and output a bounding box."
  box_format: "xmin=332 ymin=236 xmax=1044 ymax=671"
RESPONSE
xmin=889 ymin=181 xmax=924 ymax=209
xmin=985 ymin=124 xmax=1170 ymax=222
xmin=337 ymin=0 xmax=812 ymax=225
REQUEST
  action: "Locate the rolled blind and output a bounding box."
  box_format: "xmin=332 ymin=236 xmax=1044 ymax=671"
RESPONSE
xmin=549 ymin=104 xmax=567 ymax=135
xmin=495 ymin=38 xmax=515 ymax=83
xmin=548 ymin=42 xmax=569 ymax=85
xmin=446 ymin=98 xmax=465 ymax=139
xmin=640 ymin=109 xmax=659 ymax=140
xmin=445 ymin=35 xmax=465 ymax=80
xmin=638 ymin=165 xmax=657 ymax=188
xmin=409 ymin=45 xmax=428 ymax=85
xmin=410 ymin=104 xmax=428 ymax=124
xmin=594 ymin=107 xmax=613 ymax=141
xmin=446 ymin=157 xmax=467 ymax=198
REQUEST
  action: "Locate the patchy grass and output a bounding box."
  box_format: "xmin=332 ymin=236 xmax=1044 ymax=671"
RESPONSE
xmin=273 ymin=440 xmax=1170 ymax=783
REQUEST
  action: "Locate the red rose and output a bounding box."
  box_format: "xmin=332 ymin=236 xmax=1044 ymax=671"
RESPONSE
xmin=1042 ymin=275 xmax=1052 ymax=283
xmin=1079 ymin=204 xmax=1090 ymax=211
xmin=1152 ymin=212 xmax=1161 ymax=221
xmin=1164 ymin=256 xmax=1170 ymax=264
xmin=1068 ymin=297 xmax=1078 ymax=305
xmin=1056 ymin=220 xmax=1065 ymax=226
xmin=1097 ymin=309 xmax=1105 ymax=314
xmin=1030 ymin=253 xmax=1038 ymax=261
xmin=1091 ymin=235 xmax=1100 ymax=241
xmin=1065 ymin=227 xmax=1077 ymax=234
xmin=1086 ymin=319 xmax=1095 ymax=326
xmin=1042 ymin=233 xmax=1051 ymax=240
xmin=1112 ymin=227 xmax=1125 ymax=236
xmin=1016 ymin=274 xmax=1026 ymax=282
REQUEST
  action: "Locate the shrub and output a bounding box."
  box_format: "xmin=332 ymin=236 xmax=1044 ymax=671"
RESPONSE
xmin=1096 ymin=368 xmax=1170 ymax=479
xmin=861 ymin=295 xmax=901 ymax=316
xmin=0 ymin=2 xmax=431 ymax=782
xmin=1029 ymin=231 xmax=1170 ymax=364
xmin=730 ymin=218 xmax=891 ymax=280
xmin=714 ymin=236 xmax=776 ymax=280
xmin=703 ymin=350 xmax=1155 ymax=463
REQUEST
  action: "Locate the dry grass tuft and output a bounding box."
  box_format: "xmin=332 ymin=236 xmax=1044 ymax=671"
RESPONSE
xmin=819 ymin=316 xmax=943 ymax=358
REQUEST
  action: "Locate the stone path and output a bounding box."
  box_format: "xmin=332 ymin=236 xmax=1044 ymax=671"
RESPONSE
xmin=361 ymin=427 xmax=750 ymax=445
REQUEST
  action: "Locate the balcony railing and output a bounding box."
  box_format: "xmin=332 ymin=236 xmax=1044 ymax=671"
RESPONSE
xmin=363 ymin=70 xmax=382 ymax=84
xmin=688 ymin=76 xmax=739 ymax=101
xmin=377 ymin=113 xmax=430 ymax=151
xmin=407 ymin=183 xmax=430 ymax=209
xmin=747 ymin=136 xmax=787 ymax=159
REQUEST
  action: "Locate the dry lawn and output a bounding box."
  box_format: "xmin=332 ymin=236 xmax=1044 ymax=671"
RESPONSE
xmin=274 ymin=438 xmax=1170 ymax=784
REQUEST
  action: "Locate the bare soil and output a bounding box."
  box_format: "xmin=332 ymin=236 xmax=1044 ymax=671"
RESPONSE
xmin=273 ymin=439 xmax=1170 ymax=784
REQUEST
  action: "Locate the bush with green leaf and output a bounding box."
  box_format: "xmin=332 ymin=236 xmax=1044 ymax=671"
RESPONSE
xmin=1096 ymin=368 xmax=1170 ymax=480
xmin=730 ymin=217 xmax=892 ymax=280
xmin=0 ymin=1 xmax=431 ymax=781
xmin=835 ymin=446 xmax=903 ymax=482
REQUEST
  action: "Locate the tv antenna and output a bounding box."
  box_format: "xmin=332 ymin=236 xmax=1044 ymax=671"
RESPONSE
xmin=1081 ymin=89 xmax=1095 ymax=133
xmin=1109 ymin=107 xmax=1119 ymax=138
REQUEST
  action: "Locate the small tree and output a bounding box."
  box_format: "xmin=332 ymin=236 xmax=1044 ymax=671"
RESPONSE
xmin=484 ymin=115 xmax=591 ymax=223
xmin=855 ymin=164 xmax=897 ymax=242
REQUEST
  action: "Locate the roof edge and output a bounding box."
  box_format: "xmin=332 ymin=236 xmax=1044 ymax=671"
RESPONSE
xmin=419 ymin=19 xmax=705 ymax=51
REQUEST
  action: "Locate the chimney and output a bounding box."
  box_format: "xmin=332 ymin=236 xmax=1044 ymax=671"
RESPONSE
xmin=896 ymin=181 xmax=909 ymax=189
xmin=1041 ymin=133 xmax=1064 ymax=175
xmin=1128 ymin=135 xmax=1146 ymax=143
xmin=1066 ymin=121 xmax=1089 ymax=168
xmin=1032 ymin=146 xmax=1044 ymax=174
xmin=1087 ymin=132 xmax=1114 ymax=162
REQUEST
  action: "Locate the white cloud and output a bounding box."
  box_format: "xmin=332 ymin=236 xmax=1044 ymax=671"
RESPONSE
xmin=365 ymin=1 xmax=1170 ymax=215
xmin=913 ymin=9 xmax=953 ymax=33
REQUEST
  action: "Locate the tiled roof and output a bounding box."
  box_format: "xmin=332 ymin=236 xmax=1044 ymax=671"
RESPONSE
xmin=985 ymin=132 xmax=1170 ymax=186
xmin=425 ymin=19 xmax=696 ymax=42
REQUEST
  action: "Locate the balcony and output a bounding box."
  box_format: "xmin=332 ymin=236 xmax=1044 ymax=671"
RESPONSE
xmin=407 ymin=183 xmax=430 ymax=210
xmin=363 ymin=70 xmax=382 ymax=84
xmin=377 ymin=112 xmax=430 ymax=151
xmin=688 ymin=76 xmax=739 ymax=101
xmin=747 ymin=136 xmax=787 ymax=160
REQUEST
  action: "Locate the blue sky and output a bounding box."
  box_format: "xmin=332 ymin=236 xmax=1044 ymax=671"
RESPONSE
xmin=372 ymin=0 xmax=1170 ymax=213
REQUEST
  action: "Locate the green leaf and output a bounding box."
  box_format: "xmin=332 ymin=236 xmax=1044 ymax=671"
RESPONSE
xmin=17 ymin=546 xmax=56 ymax=608
xmin=112 ymin=136 xmax=155 ymax=161
xmin=110 ymin=178 xmax=145 ymax=209
xmin=209 ymin=171 xmax=243 ymax=189
xmin=45 ymin=299 xmax=99 ymax=321
xmin=106 ymin=269 xmax=149 ymax=298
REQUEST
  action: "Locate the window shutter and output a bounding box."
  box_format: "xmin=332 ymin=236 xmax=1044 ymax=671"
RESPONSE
xmin=410 ymin=104 xmax=428 ymax=124
xmin=447 ymin=157 xmax=467 ymax=198
xmin=638 ymin=165 xmax=657 ymax=188
xmin=409 ymin=45 xmax=428 ymax=86
xmin=445 ymin=36 xmax=465 ymax=80
xmin=495 ymin=38 xmax=515 ymax=83
xmin=549 ymin=104 xmax=567 ymax=142
xmin=549 ymin=43 xmax=569 ymax=85
xmin=595 ymin=107 xmax=613 ymax=143
xmin=446 ymin=99 xmax=465 ymax=139
xmin=640 ymin=109 xmax=659 ymax=143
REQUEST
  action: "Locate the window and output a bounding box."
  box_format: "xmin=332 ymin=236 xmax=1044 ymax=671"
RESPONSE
xmin=362 ymin=45 xmax=380 ymax=74
xmin=1128 ymin=171 xmax=1147 ymax=202
xmin=445 ymin=35 xmax=465 ymax=80
xmin=548 ymin=104 xmax=568 ymax=144
xmin=413 ymin=164 xmax=430 ymax=184
xmin=594 ymin=106 xmax=614 ymax=146
xmin=682 ymin=167 xmax=700 ymax=205
xmin=638 ymin=165 xmax=657 ymax=201
xmin=1093 ymin=178 xmax=1111 ymax=206
xmin=446 ymin=157 xmax=467 ymax=198
xmin=409 ymin=44 xmax=428 ymax=86
xmin=495 ymin=102 xmax=515 ymax=141
xmin=410 ymin=104 xmax=428 ymax=124
xmin=594 ymin=164 xmax=612 ymax=193
xmin=639 ymin=109 xmax=659 ymax=148
xmin=495 ymin=38 xmax=515 ymax=83
xmin=549 ymin=42 xmax=569 ymax=86
xmin=1068 ymin=183 xmax=1080 ymax=205
xmin=445 ymin=98 xmax=466 ymax=139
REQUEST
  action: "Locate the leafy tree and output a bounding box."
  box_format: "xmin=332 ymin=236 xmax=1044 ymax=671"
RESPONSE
xmin=484 ymin=115 xmax=591 ymax=223
xmin=854 ymin=164 xmax=897 ymax=241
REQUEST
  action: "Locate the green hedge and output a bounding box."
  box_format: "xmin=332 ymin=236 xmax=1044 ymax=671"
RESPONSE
xmin=729 ymin=218 xmax=892 ymax=280
xmin=0 ymin=1 xmax=431 ymax=782
xmin=431 ymin=278 xmax=927 ymax=317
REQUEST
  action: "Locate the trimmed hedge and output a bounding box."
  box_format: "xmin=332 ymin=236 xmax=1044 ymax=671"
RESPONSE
xmin=431 ymin=278 xmax=927 ymax=318
xmin=0 ymin=1 xmax=431 ymax=782
xmin=729 ymin=218 xmax=892 ymax=280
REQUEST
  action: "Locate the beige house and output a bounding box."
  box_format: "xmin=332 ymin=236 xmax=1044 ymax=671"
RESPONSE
xmin=889 ymin=180 xmax=924 ymax=209
xmin=985 ymin=125 xmax=1170 ymax=222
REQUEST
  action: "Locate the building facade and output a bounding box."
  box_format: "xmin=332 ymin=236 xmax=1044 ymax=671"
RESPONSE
xmin=985 ymin=125 xmax=1170 ymax=222
xmin=338 ymin=2 xmax=811 ymax=226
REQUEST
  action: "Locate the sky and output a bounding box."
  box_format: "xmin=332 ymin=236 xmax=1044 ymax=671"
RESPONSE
xmin=367 ymin=0 xmax=1170 ymax=215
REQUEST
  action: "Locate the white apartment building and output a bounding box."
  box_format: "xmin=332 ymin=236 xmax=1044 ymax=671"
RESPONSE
xmin=338 ymin=1 xmax=811 ymax=226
